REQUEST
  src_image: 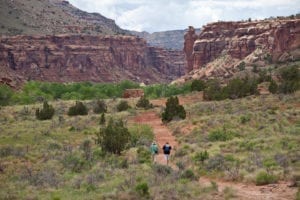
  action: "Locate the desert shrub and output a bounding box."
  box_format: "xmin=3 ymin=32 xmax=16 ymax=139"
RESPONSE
xmin=99 ymin=113 xmax=106 ymax=125
xmin=258 ymin=69 xmax=271 ymax=83
xmin=93 ymin=100 xmax=107 ymax=114
xmin=81 ymin=139 xmax=92 ymax=161
xmin=0 ymin=146 xmax=25 ymax=157
xmin=193 ymin=150 xmax=209 ymax=164
xmin=206 ymin=154 xmax=225 ymax=171
xmin=0 ymin=146 xmax=14 ymax=157
xmin=226 ymin=77 xmax=258 ymax=99
xmin=180 ymin=169 xmax=197 ymax=180
xmin=263 ymin=158 xmax=278 ymax=173
xmin=136 ymin=96 xmax=153 ymax=109
xmin=97 ymin=118 xmax=130 ymax=154
xmin=252 ymin=64 xmax=259 ymax=73
xmin=191 ymin=79 xmax=206 ymax=91
xmin=68 ymin=101 xmax=88 ymax=116
xmin=279 ymin=65 xmax=300 ymax=93
xmin=35 ymin=101 xmax=55 ymax=120
xmin=20 ymin=167 xmax=61 ymax=188
xmin=62 ymin=154 xmax=85 ymax=173
xmin=153 ymin=164 xmax=172 ymax=176
xmin=203 ymin=79 xmax=226 ymax=101
xmin=135 ymin=182 xmax=150 ymax=197
xmin=255 ymin=171 xmax=278 ymax=185
xmin=269 ymin=79 xmax=278 ymax=94
xmin=224 ymin=155 xmax=241 ymax=181
xmin=240 ymin=115 xmax=251 ymax=124
xmin=161 ymin=96 xmax=186 ymax=123
xmin=137 ymin=146 xmax=151 ymax=164
xmin=117 ymin=100 xmax=130 ymax=112
xmin=237 ymin=61 xmax=245 ymax=71
xmin=0 ymin=84 xmax=13 ymax=106
xmin=208 ymin=128 xmax=236 ymax=142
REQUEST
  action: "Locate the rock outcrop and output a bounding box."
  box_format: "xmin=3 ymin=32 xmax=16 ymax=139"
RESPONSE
xmin=0 ymin=35 xmax=185 ymax=87
xmin=184 ymin=19 xmax=300 ymax=72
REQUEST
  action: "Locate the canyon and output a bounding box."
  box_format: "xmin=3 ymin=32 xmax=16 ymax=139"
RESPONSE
xmin=0 ymin=35 xmax=185 ymax=88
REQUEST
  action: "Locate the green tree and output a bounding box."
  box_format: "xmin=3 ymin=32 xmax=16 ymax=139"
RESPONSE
xmin=35 ymin=101 xmax=55 ymax=120
xmin=203 ymin=79 xmax=227 ymax=100
xmin=279 ymin=65 xmax=300 ymax=94
xmin=117 ymin=100 xmax=130 ymax=112
xmin=136 ymin=96 xmax=153 ymax=109
xmin=0 ymin=85 xmax=13 ymax=106
xmin=191 ymin=79 xmax=206 ymax=91
xmin=269 ymin=79 xmax=278 ymax=94
xmin=93 ymin=100 xmax=107 ymax=114
xmin=161 ymin=96 xmax=186 ymax=123
xmin=68 ymin=101 xmax=88 ymax=116
xmin=97 ymin=118 xmax=130 ymax=154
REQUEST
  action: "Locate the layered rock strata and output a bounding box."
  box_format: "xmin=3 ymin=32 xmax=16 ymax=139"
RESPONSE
xmin=184 ymin=19 xmax=300 ymax=72
xmin=0 ymin=35 xmax=185 ymax=87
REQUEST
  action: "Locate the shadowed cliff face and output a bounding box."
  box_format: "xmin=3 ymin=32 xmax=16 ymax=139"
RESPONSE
xmin=0 ymin=35 xmax=185 ymax=88
xmin=184 ymin=19 xmax=300 ymax=72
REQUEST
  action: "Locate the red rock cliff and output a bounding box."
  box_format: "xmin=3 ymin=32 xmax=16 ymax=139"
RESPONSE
xmin=0 ymin=35 xmax=185 ymax=87
xmin=184 ymin=19 xmax=300 ymax=72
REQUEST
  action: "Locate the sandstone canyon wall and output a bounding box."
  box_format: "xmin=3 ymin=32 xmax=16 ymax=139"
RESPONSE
xmin=0 ymin=35 xmax=185 ymax=87
xmin=184 ymin=19 xmax=300 ymax=72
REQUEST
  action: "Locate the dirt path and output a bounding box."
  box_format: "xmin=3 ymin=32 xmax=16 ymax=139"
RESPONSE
xmin=133 ymin=111 xmax=178 ymax=166
xmin=132 ymin=94 xmax=297 ymax=199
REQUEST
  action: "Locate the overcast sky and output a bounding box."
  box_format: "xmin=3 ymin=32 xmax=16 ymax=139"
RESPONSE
xmin=68 ymin=0 xmax=300 ymax=33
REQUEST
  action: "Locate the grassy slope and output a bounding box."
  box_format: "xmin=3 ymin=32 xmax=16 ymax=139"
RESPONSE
xmin=170 ymin=92 xmax=300 ymax=183
xmin=0 ymin=0 xmax=125 ymax=35
xmin=0 ymin=92 xmax=299 ymax=199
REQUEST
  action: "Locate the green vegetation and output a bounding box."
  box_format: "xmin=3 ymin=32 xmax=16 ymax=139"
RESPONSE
xmin=161 ymin=96 xmax=186 ymax=123
xmin=93 ymin=100 xmax=107 ymax=114
xmin=136 ymin=96 xmax=153 ymax=109
xmin=279 ymin=65 xmax=300 ymax=94
xmin=204 ymin=77 xmax=258 ymax=101
xmin=68 ymin=101 xmax=88 ymax=116
xmin=97 ymin=118 xmax=130 ymax=154
xmin=35 ymin=101 xmax=55 ymax=120
xmin=0 ymin=74 xmax=299 ymax=199
xmin=255 ymin=171 xmax=278 ymax=185
xmin=0 ymin=80 xmax=194 ymax=106
xmin=117 ymin=100 xmax=130 ymax=112
xmin=191 ymin=79 xmax=206 ymax=92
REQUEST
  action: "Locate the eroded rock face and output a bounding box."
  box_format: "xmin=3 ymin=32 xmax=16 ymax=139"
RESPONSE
xmin=0 ymin=35 xmax=185 ymax=87
xmin=184 ymin=19 xmax=300 ymax=72
xmin=184 ymin=26 xmax=198 ymax=72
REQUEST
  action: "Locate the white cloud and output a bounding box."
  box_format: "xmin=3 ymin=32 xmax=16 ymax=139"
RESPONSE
xmin=68 ymin=0 xmax=300 ymax=32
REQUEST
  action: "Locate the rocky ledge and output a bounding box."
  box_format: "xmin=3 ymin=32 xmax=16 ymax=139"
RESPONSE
xmin=184 ymin=19 xmax=300 ymax=72
xmin=0 ymin=34 xmax=185 ymax=88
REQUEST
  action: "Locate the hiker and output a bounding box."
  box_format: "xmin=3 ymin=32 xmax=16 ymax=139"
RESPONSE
xmin=162 ymin=142 xmax=172 ymax=165
xmin=150 ymin=142 xmax=159 ymax=162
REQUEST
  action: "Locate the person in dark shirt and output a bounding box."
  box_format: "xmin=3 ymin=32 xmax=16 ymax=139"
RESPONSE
xmin=162 ymin=142 xmax=172 ymax=165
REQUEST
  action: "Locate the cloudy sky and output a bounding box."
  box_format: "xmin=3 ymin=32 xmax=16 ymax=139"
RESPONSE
xmin=68 ymin=0 xmax=300 ymax=33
